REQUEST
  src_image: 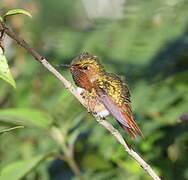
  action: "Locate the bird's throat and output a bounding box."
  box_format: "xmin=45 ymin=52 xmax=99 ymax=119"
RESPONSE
xmin=74 ymin=74 xmax=94 ymax=90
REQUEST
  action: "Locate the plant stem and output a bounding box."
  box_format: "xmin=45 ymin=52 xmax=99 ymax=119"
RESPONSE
xmin=68 ymin=157 xmax=84 ymax=180
xmin=58 ymin=153 xmax=84 ymax=180
xmin=52 ymin=127 xmax=84 ymax=179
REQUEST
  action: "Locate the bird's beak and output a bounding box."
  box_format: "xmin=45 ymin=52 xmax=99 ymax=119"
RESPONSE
xmin=58 ymin=64 xmax=79 ymax=71
xmin=58 ymin=64 xmax=71 ymax=68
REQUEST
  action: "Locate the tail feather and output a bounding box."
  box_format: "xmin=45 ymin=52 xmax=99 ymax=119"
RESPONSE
xmin=124 ymin=126 xmax=137 ymax=139
xmin=122 ymin=106 xmax=144 ymax=139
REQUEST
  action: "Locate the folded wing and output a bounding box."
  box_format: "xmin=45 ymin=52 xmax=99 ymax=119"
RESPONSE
xmin=97 ymin=88 xmax=144 ymax=138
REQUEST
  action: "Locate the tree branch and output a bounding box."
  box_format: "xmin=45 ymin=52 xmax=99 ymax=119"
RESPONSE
xmin=0 ymin=23 xmax=161 ymax=180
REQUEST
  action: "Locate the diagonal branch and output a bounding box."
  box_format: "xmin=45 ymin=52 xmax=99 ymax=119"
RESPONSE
xmin=0 ymin=23 xmax=161 ymax=180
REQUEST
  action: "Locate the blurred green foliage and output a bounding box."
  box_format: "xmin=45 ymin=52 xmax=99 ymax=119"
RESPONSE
xmin=0 ymin=0 xmax=188 ymax=179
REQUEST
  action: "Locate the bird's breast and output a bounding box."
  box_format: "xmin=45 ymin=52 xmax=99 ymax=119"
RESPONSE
xmin=78 ymin=87 xmax=110 ymax=118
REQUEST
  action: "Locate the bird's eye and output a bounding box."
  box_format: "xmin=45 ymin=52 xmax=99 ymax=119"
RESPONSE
xmin=83 ymin=66 xmax=89 ymax=70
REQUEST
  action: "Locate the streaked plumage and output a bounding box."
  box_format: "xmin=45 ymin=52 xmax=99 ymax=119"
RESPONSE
xmin=69 ymin=52 xmax=144 ymax=138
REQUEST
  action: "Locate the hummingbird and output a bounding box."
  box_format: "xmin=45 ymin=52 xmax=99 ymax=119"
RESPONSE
xmin=61 ymin=52 xmax=144 ymax=138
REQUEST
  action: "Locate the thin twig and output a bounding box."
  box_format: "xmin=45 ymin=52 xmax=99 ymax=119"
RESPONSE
xmin=0 ymin=23 xmax=161 ymax=180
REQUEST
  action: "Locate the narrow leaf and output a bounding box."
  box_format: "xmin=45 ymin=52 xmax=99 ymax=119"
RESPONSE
xmin=0 ymin=108 xmax=53 ymax=129
xmin=3 ymin=9 xmax=32 ymax=19
xmin=0 ymin=126 xmax=24 ymax=135
xmin=0 ymin=47 xmax=16 ymax=88
xmin=0 ymin=153 xmax=51 ymax=180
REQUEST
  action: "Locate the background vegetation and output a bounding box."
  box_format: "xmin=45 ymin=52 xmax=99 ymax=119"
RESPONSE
xmin=0 ymin=0 xmax=188 ymax=179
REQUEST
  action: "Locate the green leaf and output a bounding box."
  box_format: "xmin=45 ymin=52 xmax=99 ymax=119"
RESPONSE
xmin=0 ymin=108 xmax=53 ymax=129
xmin=0 ymin=126 xmax=24 ymax=135
xmin=0 ymin=47 xmax=16 ymax=88
xmin=0 ymin=153 xmax=50 ymax=180
xmin=3 ymin=9 xmax=32 ymax=19
xmin=0 ymin=16 xmax=3 ymax=22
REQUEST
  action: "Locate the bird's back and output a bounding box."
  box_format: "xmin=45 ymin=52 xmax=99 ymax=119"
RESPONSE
xmin=97 ymin=72 xmax=131 ymax=107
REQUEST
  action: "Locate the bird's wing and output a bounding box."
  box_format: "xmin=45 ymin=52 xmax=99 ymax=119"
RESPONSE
xmin=97 ymin=88 xmax=130 ymax=128
xmin=97 ymin=88 xmax=144 ymax=138
xmin=96 ymin=74 xmax=144 ymax=138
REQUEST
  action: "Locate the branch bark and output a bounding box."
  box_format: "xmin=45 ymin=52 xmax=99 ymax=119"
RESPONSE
xmin=0 ymin=23 xmax=161 ymax=180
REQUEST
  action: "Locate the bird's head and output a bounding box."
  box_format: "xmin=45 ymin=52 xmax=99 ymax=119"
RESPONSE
xmin=71 ymin=52 xmax=104 ymax=75
xmin=69 ymin=52 xmax=105 ymax=88
xmin=59 ymin=52 xmax=105 ymax=89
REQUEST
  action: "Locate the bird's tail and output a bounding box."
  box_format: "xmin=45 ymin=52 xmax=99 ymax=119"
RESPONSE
xmin=121 ymin=111 xmax=144 ymax=139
